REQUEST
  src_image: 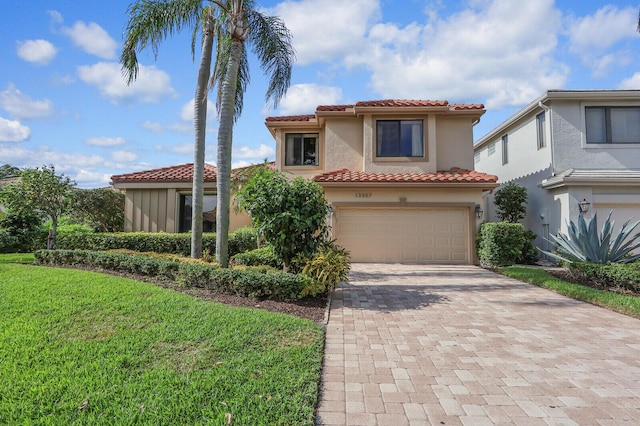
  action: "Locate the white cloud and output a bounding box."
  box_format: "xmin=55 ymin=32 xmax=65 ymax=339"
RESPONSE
xmin=0 ymin=84 xmax=55 ymax=120
xmin=618 ymin=73 xmax=640 ymax=90
xmin=47 ymin=10 xmax=63 ymax=25
xmin=16 ymin=39 xmax=57 ymax=65
xmin=0 ymin=117 xmax=31 ymax=142
xmin=154 ymin=142 xmax=193 ymax=155
xmin=85 ymin=136 xmax=126 ymax=146
xmin=278 ymin=84 xmax=343 ymax=115
xmin=268 ymin=0 xmax=381 ymax=65
xmin=344 ymin=0 xmax=566 ymax=108
xmin=567 ymin=5 xmax=637 ymax=75
xmin=180 ymin=98 xmax=217 ymax=122
xmin=234 ymin=144 xmax=274 ymax=160
xmin=111 ymin=150 xmax=137 ymax=162
xmin=232 ymin=160 xmax=252 ymax=169
xmin=61 ymin=21 xmax=117 ymax=59
xmin=77 ymin=62 xmax=176 ymax=105
xmin=143 ymin=121 xmax=164 ymax=133
xmin=73 ymin=169 xmax=112 ymax=187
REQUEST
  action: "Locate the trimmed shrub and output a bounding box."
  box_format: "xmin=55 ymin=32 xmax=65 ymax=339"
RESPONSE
xmin=519 ymin=229 xmax=539 ymax=264
xmin=55 ymin=229 xmax=257 ymax=258
xmin=569 ymin=261 xmax=640 ymax=293
xmin=477 ymin=222 xmax=527 ymax=267
xmin=33 ymin=249 xmax=309 ymax=301
xmin=232 ymin=246 xmax=282 ymax=268
xmin=0 ymin=210 xmax=46 ymax=253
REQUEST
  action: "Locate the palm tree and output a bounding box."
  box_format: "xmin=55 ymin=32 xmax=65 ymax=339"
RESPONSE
xmin=120 ymin=1 xmax=294 ymax=266
xmin=209 ymin=0 xmax=294 ymax=267
xmin=121 ymin=0 xmax=217 ymax=259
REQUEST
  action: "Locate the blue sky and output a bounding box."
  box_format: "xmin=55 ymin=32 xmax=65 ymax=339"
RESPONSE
xmin=1 ymin=0 xmax=639 ymax=188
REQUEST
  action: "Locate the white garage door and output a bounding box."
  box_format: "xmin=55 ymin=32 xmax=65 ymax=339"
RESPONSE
xmin=335 ymin=207 xmax=470 ymax=263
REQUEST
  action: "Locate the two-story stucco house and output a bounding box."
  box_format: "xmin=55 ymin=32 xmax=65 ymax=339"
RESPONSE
xmin=474 ymin=90 xmax=640 ymax=252
xmin=264 ymin=100 xmax=498 ymax=264
xmin=112 ymin=99 xmax=498 ymax=264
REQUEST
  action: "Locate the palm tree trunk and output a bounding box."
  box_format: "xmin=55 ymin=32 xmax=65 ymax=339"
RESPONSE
xmin=190 ymin=25 xmax=214 ymax=259
xmin=215 ymin=39 xmax=242 ymax=267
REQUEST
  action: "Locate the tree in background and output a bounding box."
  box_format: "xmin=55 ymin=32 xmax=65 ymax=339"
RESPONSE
xmin=0 ymin=164 xmax=21 ymax=180
xmin=72 ymin=188 xmax=125 ymax=232
xmin=234 ymin=167 xmax=330 ymax=271
xmin=0 ymin=165 xmax=75 ymax=249
xmin=493 ymin=182 xmax=527 ymax=223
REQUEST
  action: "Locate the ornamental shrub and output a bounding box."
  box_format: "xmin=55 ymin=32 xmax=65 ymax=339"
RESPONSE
xmin=569 ymin=261 xmax=640 ymax=293
xmin=0 ymin=209 xmax=46 ymax=253
xmin=293 ymin=241 xmax=351 ymax=296
xmin=477 ymin=222 xmax=527 ymax=267
xmin=232 ymin=246 xmax=282 ymax=268
xmin=493 ymin=182 xmax=527 ymax=223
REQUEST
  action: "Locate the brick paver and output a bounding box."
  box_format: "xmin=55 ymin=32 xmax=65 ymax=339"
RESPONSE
xmin=315 ymin=264 xmax=640 ymax=425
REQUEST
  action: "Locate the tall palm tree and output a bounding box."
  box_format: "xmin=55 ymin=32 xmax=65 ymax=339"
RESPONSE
xmin=210 ymin=0 xmax=294 ymax=267
xmin=121 ymin=0 xmax=217 ymax=259
xmin=121 ymin=1 xmax=293 ymax=266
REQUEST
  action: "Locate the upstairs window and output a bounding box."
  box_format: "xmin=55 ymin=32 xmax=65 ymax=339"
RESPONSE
xmin=502 ymin=135 xmax=509 ymax=165
xmin=586 ymin=106 xmax=640 ymax=144
xmin=285 ymin=133 xmax=319 ymax=166
xmin=376 ymin=120 xmax=424 ymax=157
xmin=536 ymin=111 xmax=546 ymax=149
xmin=488 ymin=142 xmax=496 ymax=156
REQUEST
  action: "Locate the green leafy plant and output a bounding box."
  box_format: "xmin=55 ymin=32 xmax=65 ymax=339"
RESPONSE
xmin=477 ymin=222 xmax=527 ymax=267
xmin=295 ymin=241 xmax=351 ymax=296
xmin=232 ymin=246 xmax=282 ymax=268
xmin=541 ymin=212 xmax=640 ymax=264
xmin=494 ymin=182 xmax=527 ymax=223
xmin=234 ymin=167 xmax=331 ymax=271
xmin=569 ymin=261 xmax=640 ymax=292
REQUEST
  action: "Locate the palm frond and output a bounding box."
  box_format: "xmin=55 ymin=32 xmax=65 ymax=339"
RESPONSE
xmin=120 ymin=0 xmax=204 ymax=84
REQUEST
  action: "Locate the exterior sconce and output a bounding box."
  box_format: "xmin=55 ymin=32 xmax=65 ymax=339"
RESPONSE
xmin=578 ymin=199 xmax=590 ymax=215
xmin=474 ymin=204 xmax=484 ymax=219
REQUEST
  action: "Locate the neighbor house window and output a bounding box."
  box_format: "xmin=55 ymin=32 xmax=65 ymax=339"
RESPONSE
xmin=179 ymin=194 xmax=217 ymax=233
xmin=536 ymin=111 xmax=546 ymax=149
xmin=586 ymin=106 xmax=640 ymax=144
xmin=502 ymin=135 xmax=508 ymax=165
xmin=488 ymin=142 xmax=496 ymax=156
xmin=285 ymin=133 xmax=319 ymax=166
xmin=474 ymin=152 xmax=480 ymax=163
xmin=376 ymin=120 xmax=424 ymax=157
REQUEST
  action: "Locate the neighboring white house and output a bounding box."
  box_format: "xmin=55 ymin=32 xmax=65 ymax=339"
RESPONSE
xmin=474 ymin=89 xmax=640 ymax=252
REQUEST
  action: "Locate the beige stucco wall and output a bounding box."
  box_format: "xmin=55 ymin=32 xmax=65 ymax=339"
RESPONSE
xmin=324 ymin=117 xmax=363 ymax=172
xmin=436 ymin=116 xmax=476 ymax=170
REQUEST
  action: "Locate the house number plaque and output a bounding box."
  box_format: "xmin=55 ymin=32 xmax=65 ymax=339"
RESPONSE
xmin=355 ymin=192 xmax=372 ymax=198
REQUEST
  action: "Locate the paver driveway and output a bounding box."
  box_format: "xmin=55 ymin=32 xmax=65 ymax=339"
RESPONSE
xmin=315 ymin=264 xmax=640 ymax=425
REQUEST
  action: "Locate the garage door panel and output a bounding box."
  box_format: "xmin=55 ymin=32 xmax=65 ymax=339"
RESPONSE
xmin=336 ymin=207 xmax=469 ymax=264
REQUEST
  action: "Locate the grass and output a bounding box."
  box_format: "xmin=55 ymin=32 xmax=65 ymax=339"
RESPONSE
xmin=0 ymin=263 xmax=324 ymax=425
xmin=500 ymin=266 xmax=640 ymax=319
xmin=0 ymin=252 xmax=35 ymax=264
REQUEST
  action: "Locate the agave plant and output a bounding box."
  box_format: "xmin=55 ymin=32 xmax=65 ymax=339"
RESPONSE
xmin=541 ymin=212 xmax=640 ymax=264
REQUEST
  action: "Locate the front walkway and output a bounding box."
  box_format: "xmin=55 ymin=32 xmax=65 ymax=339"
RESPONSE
xmin=315 ymin=264 xmax=640 ymax=425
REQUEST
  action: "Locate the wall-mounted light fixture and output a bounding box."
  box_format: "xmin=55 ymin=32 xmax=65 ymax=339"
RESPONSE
xmin=474 ymin=204 xmax=484 ymax=219
xmin=578 ymin=198 xmax=590 ymax=215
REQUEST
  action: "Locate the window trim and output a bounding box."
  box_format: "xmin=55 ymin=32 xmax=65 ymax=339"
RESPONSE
xmin=373 ymin=118 xmax=426 ymax=161
xmin=584 ymin=105 xmax=640 ymax=145
xmin=283 ymin=132 xmax=321 ymax=168
xmin=536 ymin=111 xmax=546 ymax=149
xmin=502 ymin=134 xmax=509 ymax=165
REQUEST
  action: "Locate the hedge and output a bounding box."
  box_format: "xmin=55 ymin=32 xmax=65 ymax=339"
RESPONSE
xmin=34 ymin=249 xmax=311 ymax=301
xmin=55 ymin=227 xmax=258 ymax=257
xmin=569 ymin=261 xmax=640 ymax=293
xmin=477 ymin=222 xmax=527 ymax=267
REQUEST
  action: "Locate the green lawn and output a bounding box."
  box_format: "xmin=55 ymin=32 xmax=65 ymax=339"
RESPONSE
xmin=0 ymin=263 xmax=324 ymax=425
xmin=0 ymin=252 xmax=35 ymax=264
xmin=500 ymin=266 xmax=640 ymax=319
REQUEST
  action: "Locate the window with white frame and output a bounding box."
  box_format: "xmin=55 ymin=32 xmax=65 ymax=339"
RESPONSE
xmin=488 ymin=142 xmax=496 ymax=156
xmin=586 ymin=106 xmax=640 ymax=144
xmin=536 ymin=111 xmax=546 ymax=149
xmin=502 ymin=135 xmax=508 ymax=165
xmin=285 ymin=133 xmax=319 ymax=166
xmin=376 ymin=120 xmax=424 ymax=157
xmin=474 ymin=151 xmax=480 ymax=163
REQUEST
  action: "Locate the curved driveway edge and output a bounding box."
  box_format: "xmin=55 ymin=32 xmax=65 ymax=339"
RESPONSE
xmin=315 ymin=264 xmax=640 ymax=425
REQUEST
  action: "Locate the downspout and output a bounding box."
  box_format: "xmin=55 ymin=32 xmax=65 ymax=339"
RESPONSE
xmin=538 ymin=101 xmax=555 ymax=175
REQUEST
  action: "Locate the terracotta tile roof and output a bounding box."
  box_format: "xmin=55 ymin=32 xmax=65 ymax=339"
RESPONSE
xmin=111 ymin=163 xmax=218 ymax=183
xmin=316 ymin=104 xmax=354 ymax=112
xmin=449 ymin=103 xmax=485 ymax=110
xmin=265 ymin=114 xmax=315 ymax=122
xmin=355 ymin=99 xmax=449 ymax=108
xmin=314 ymin=167 xmax=498 ymax=184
